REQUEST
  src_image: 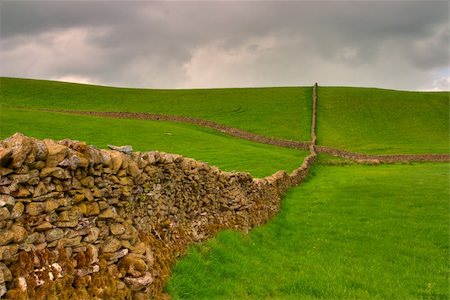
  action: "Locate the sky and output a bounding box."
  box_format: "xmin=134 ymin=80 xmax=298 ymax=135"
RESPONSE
xmin=0 ymin=1 xmax=449 ymax=91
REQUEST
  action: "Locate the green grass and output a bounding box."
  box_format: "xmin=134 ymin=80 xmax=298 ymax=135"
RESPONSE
xmin=317 ymin=87 xmax=449 ymax=154
xmin=167 ymin=163 xmax=449 ymax=299
xmin=0 ymin=77 xmax=312 ymax=141
xmin=0 ymin=107 xmax=307 ymax=178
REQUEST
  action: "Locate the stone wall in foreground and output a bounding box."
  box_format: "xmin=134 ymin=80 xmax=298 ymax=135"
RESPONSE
xmin=0 ymin=133 xmax=315 ymax=299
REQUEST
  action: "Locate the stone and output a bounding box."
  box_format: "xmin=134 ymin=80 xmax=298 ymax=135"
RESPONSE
xmin=34 ymin=222 xmax=53 ymax=231
xmin=84 ymin=227 xmax=100 ymax=243
xmin=28 ymin=176 xmax=40 ymax=185
xmin=98 ymin=207 xmax=119 ymax=220
xmin=11 ymin=202 xmax=24 ymax=219
xmin=26 ymin=202 xmax=44 ymax=216
xmin=86 ymin=244 xmax=99 ymax=265
xmin=4 ymin=133 xmax=32 ymax=168
xmin=102 ymin=248 xmax=128 ymax=261
xmin=101 ymin=238 xmax=122 ymax=253
xmin=33 ymin=181 xmax=48 ymax=197
xmin=0 ymin=263 xmax=11 ymax=284
xmin=0 ymin=148 xmax=12 ymax=166
xmin=109 ymin=151 xmax=123 ymax=172
xmin=40 ymin=167 xmax=70 ymax=179
xmin=110 ymin=223 xmax=125 ymax=235
xmin=127 ymin=161 xmax=140 ymax=177
xmin=0 ymin=244 xmax=19 ymax=260
xmin=58 ymin=206 xmax=82 ymax=222
xmin=123 ymin=272 xmax=153 ymax=291
xmin=46 ymin=228 xmax=64 ymax=242
xmin=0 ymin=230 xmax=14 ymax=246
xmin=0 ymin=195 xmax=15 ymax=207
xmin=0 ymin=283 xmax=5 ymax=298
xmin=118 ymin=254 xmax=148 ymax=278
xmin=11 ymin=224 xmax=27 ymax=243
xmin=85 ymin=202 xmax=100 ymax=216
xmin=108 ymin=144 xmax=133 ymax=154
xmin=57 ymin=236 xmax=82 ymax=248
xmin=44 ymin=199 xmax=60 ymax=213
xmin=75 ymin=265 xmax=99 ymax=277
xmin=131 ymin=242 xmax=147 ymax=255
xmin=44 ymin=140 xmax=68 ymax=167
xmin=0 ymin=207 xmax=10 ymax=221
xmin=80 ymin=176 xmax=94 ymax=188
xmin=9 ymin=174 xmax=30 ymax=184
xmin=14 ymin=187 xmax=30 ymax=197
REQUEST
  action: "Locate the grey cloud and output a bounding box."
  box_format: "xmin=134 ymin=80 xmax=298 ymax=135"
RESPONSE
xmin=0 ymin=1 xmax=448 ymax=90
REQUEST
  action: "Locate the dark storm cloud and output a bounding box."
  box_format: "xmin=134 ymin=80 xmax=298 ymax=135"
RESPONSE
xmin=0 ymin=1 xmax=448 ymax=90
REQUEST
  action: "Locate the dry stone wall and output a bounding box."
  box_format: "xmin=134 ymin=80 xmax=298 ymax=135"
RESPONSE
xmin=0 ymin=133 xmax=315 ymax=299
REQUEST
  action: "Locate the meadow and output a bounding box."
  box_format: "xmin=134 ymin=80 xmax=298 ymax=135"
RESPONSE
xmin=167 ymin=163 xmax=449 ymax=299
xmin=0 ymin=107 xmax=306 ymax=178
xmin=317 ymin=87 xmax=449 ymax=154
xmin=1 ymin=77 xmax=448 ymax=299
xmin=0 ymin=77 xmax=311 ymax=142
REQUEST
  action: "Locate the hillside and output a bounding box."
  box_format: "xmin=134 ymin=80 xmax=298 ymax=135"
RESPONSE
xmin=317 ymin=87 xmax=449 ymax=154
xmin=0 ymin=77 xmax=311 ymax=142
xmin=0 ymin=107 xmax=307 ymax=178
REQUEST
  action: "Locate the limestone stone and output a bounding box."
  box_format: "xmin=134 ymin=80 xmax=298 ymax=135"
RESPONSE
xmin=46 ymin=228 xmax=64 ymax=242
xmin=98 ymin=207 xmax=119 ymax=220
xmin=0 ymin=148 xmax=12 ymax=166
xmin=110 ymin=223 xmax=125 ymax=235
xmin=109 ymin=151 xmax=123 ymax=172
xmin=10 ymin=202 xmax=24 ymax=219
xmin=123 ymin=272 xmax=153 ymax=291
xmin=33 ymin=181 xmax=48 ymax=197
xmin=101 ymin=238 xmax=122 ymax=253
xmin=4 ymin=133 xmax=32 ymax=168
xmin=118 ymin=254 xmax=148 ymax=278
xmin=0 ymin=244 xmax=19 ymax=260
xmin=85 ymin=202 xmax=100 ymax=216
xmin=45 ymin=199 xmax=60 ymax=213
xmin=0 ymin=283 xmax=6 ymax=298
xmin=11 ymin=225 xmax=27 ymax=243
xmin=9 ymin=174 xmax=30 ymax=184
xmin=86 ymin=244 xmax=99 ymax=265
xmin=0 ymin=207 xmax=10 ymax=220
xmin=34 ymin=222 xmax=53 ymax=231
xmin=80 ymin=176 xmax=94 ymax=188
xmin=28 ymin=176 xmax=40 ymax=185
xmin=102 ymin=248 xmax=128 ymax=261
xmin=44 ymin=140 xmax=68 ymax=167
xmin=0 ymin=262 xmax=12 ymax=284
xmin=0 ymin=195 xmax=15 ymax=207
xmin=0 ymin=230 xmax=14 ymax=246
xmin=84 ymin=227 xmax=100 ymax=243
xmin=26 ymin=202 xmax=44 ymax=216
xmin=57 ymin=236 xmax=82 ymax=248
xmin=75 ymin=265 xmax=99 ymax=277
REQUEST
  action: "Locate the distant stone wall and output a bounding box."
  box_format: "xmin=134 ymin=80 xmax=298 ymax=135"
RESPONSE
xmin=315 ymin=146 xmax=449 ymax=163
xmin=0 ymin=133 xmax=315 ymax=299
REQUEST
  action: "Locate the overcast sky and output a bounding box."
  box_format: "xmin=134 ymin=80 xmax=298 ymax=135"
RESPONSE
xmin=0 ymin=1 xmax=448 ymax=90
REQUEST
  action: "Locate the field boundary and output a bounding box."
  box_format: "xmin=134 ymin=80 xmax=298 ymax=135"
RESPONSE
xmin=35 ymin=107 xmax=450 ymax=163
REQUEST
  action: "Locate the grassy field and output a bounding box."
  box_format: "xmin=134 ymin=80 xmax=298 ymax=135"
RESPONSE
xmin=0 ymin=77 xmax=312 ymax=142
xmin=167 ymin=163 xmax=449 ymax=299
xmin=317 ymin=87 xmax=449 ymax=154
xmin=1 ymin=78 xmax=448 ymax=299
xmin=0 ymin=107 xmax=307 ymax=178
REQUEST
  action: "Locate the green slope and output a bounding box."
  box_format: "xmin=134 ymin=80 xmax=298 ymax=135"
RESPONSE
xmin=317 ymin=87 xmax=449 ymax=154
xmin=0 ymin=77 xmax=311 ymax=142
xmin=167 ymin=163 xmax=449 ymax=299
xmin=0 ymin=107 xmax=307 ymax=178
